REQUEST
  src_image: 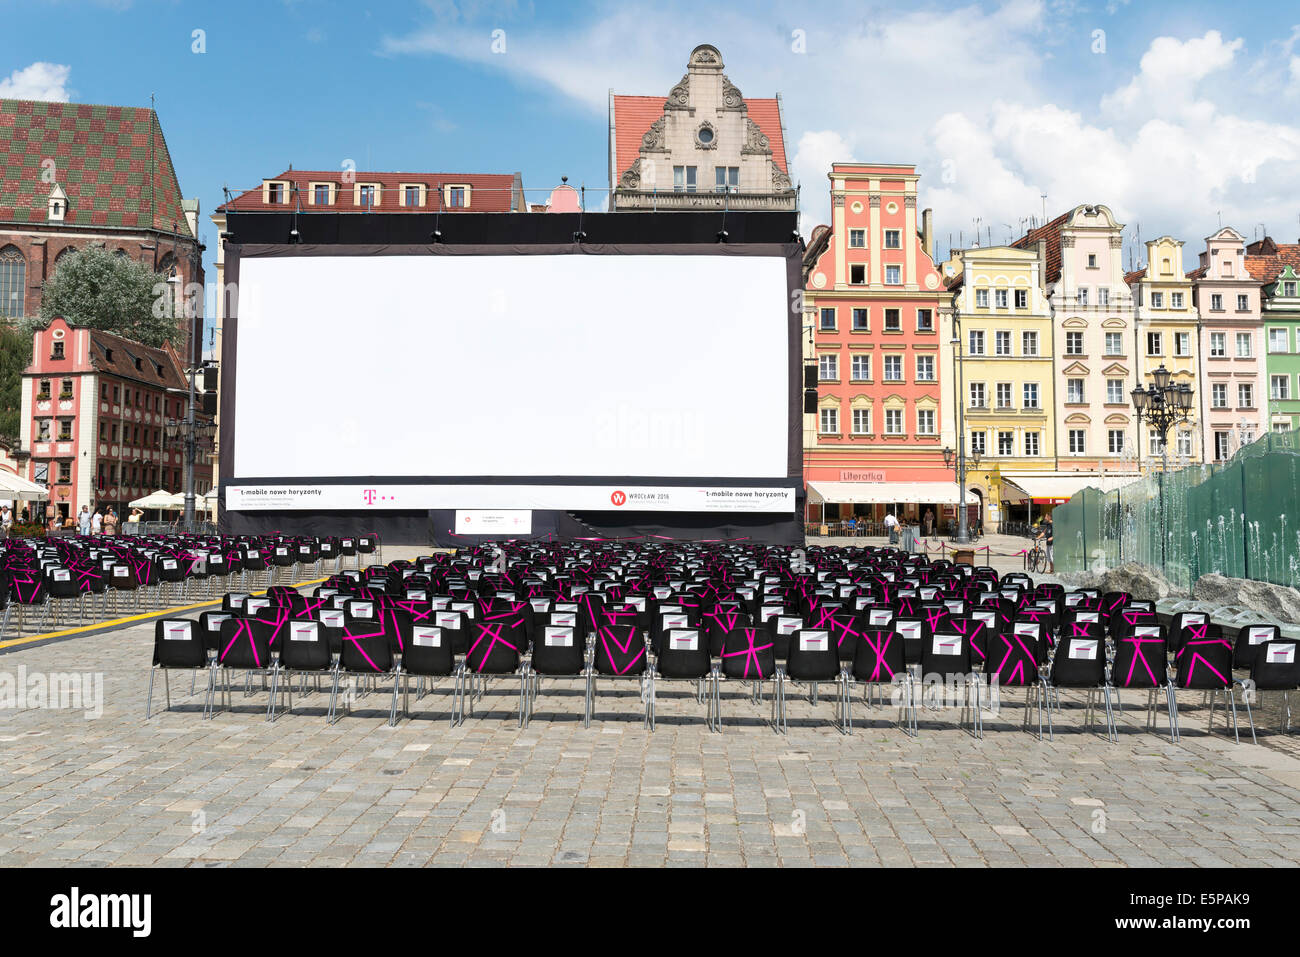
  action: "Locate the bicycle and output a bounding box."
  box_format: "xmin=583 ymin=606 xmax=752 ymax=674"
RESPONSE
xmin=1026 ymin=541 xmax=1045 ymax=573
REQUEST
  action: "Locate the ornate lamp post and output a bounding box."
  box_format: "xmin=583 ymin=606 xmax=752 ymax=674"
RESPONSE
xmin=1130 ymin=363 xmax=1194 ymax=474
xmin=942 ymin=443 xmax=980 ymax=542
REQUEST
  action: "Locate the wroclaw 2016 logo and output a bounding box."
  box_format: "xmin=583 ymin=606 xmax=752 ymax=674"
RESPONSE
xmin=610 ymin=490 xmax=627 ymax=506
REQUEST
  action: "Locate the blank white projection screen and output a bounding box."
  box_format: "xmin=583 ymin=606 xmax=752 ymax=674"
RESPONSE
xmin=233 ymin=254 xmax=790 ymax=479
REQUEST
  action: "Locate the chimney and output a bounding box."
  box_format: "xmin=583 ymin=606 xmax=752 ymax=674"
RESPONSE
xmin=1036 ymin=239 xmax=1047 ymax=286
xmin=921 ymin=208 xmax=935 ymax=261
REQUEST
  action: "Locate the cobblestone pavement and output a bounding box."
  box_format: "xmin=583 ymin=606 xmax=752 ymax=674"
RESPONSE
xmin=3 ymin=603 xmax=1300 ymax=869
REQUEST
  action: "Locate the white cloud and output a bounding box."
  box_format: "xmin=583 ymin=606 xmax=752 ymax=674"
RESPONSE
xmin=0 ymin=62 xmax=72 ymax=101
xmin=1102 ymin=31 xmax=1243 ymax=115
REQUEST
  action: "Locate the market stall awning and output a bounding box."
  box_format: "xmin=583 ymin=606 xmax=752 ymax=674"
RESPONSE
xmin=1000 ymin=473 xmax=1097 ymax=506
xmin=807 ymin=481 xmax=977 ymax=505
xmin=0 ymin=469 xmax=48 ymax=501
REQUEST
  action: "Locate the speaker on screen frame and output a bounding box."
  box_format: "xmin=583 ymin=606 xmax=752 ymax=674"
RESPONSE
xmin=803 ymin=388 xmax=818 ymax=414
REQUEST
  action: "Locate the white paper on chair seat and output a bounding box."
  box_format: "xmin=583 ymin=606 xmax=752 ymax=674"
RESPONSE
xmin=349 ymin=602 xmax=374 ymax=618
xmin=162 ymin=560 xmax=177 ymax=570
xmin=798 ymin=630 xmax=828 ymax=651
xmin=668 ymin=629 xmax=699 ymax=650
xmin=761 ymin=605 xmax=782 ymax=621
xmin=273 ymin=548 xmax=287 ymax=557
xmin=921 ymin=588 xmax=939 ymax=600
xmin=1069 ymin=639 xmax=1100 ymax=660
xmin=736 ymin=588 xmax=754 ymax=600
xmin=331 ymin=595 xmax=350 ymax=609
xmin=554 ymin=602 xmax=577 ymax=614
xmin=246 ymin=550 xmax=260 ymax=558
xmin=320 ymin=610 xmax=345 ymax=627
xmin=430 ymin=597 xmax=451 ymax=610
xmin=896 ymin=621 xmax=921 ymax=641
xmin=1014 ymin=622 xmax=1038 ymax=639
xmin=898 ymin=588 xmax=917 ymax=599
xmin=662 ymin=614 xmax=688 ymax=629
xmin=1183 ymin=613 xmax=1206 ymax=624
xmin=932 ymin=635 xmax=962 ymax=655
xmin=626 ymin=597 xmax=646 ymax=611
xmin=290 ymin=622 xmax=318 ymax=642
xmin=551 ymin=612 xmax=576 ymax=627
xmin=299 ymin=546 xmax=312 ymax=555
xmin=495 ymin=591 xmax=516 ymax=602
xmin=1248 ymin=627 xmax=1275 ymax=645
xmin=406 ymin=590 xmax=427 ymax=602
xmin=341 ymin=540 xmax=353 ymax=549
xmin=944 ymin=600 xmax=964 ymax=614
xmin=570 ymin=585 xmax=589 ymax=596
xmin=207 ymin=614 xmax=230 ymax=631
xmin=1000 ymin=589 xmax=1019 ymax=600
xmin=164 ymin=623 xmax=192 ymax=640
xmin=451 ymin=602 xmax=475 ymax=619
xmin=1065 ymin=593 xmax=1083 ymax=606
xmin=246 ymin=598 xmax=269 ymax=613
xmin=658 ymin=604 xmax=682 ymax=615
xmin=413 ymin=626 xmax=442 ymax=648
xmin=209 ymin=555 xmax=224 ymax=565
xmin=1266 ymin=643 xmax=1296 ymax=664
xmin=229 ymin=592 xmax=250 ymax=606
xmin=777 ymin=616 xmax=802 ymax=635
xmin=854 ymin=597 xmax=872 ymax=611
xmin=653 ymin=587 xmax=672 ymax=599
xmin=529 ymin=599 xmax=551 ymax=613
xmin=112 ymin=566 xmax=129 ymax=578
xmin=1135 ymin=625 xmax=1161 ymax=638
xmin=880 ymin=572 xmax=895 ymax=582
xmin=467 ymin=571 xmax=482 ymax=581
xmin=1076 ymin=611 xmax=1099 ymax=623
xmin=435 ymin=612 xmax=461 ymax=629
xmin=869 ymin=610 xmax=894 ymax=626
xmin=545 ymin=626 xmax=574 ymax=647
xmin=52 ymin=569 xmax=70 ymax=581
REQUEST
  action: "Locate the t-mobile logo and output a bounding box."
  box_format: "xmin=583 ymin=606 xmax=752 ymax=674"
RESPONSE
xmin=362 ymin=489 xmax=378 ymax=505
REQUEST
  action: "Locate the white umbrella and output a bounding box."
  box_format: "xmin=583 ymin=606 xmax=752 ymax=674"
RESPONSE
xmin=0 ymin=469 xmax=48 ymax=501
xmin=129 ymin=489 xmax=184 ymax=510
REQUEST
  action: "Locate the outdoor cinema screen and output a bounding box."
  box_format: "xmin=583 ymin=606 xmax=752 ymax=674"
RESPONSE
xmin=227 ymin=249 xmax=795 ymax=511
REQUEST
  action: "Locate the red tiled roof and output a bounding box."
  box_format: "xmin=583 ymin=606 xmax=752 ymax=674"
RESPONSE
xmin=1124 ymin=268 xmax=1146 ymax=285
xmin=1244 ymin=241 xmax=1300 ymax=286
xmin=0 ymin=99 xmax=193 ymax=237
xmin=218 ymin=170 xmax=522 ymax=213
xmin=1009 ymin=211 xmax=1072 ymax=285
xmin=610 ymin=94 xmax=787 ymax=184
xmin=1185 ymin=264 xmax=1208 ymax=280
xmin=86 ymin=326 xmax=187 ymax=390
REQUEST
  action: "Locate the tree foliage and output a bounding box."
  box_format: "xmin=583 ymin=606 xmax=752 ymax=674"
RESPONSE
xmin=0 ymin=323 xmax=32 ymax=443
xmin=32 ymin=246 xmax=180 ymax=348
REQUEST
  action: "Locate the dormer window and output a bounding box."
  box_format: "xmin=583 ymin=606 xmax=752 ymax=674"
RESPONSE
xmin=264 ymin=181 xmax=287 ymax=204
xmin=354 ymin=183 xmax=381 ymax=208
xmin=401 ymin=184 xmax=425 ymax=208
xmin=47 ymin=183 xmax=69 ymax=222
xmin=444 ymin=184 xmax=470 ymax=208
xmin=310 ymin=182 xmax=334 ymax=206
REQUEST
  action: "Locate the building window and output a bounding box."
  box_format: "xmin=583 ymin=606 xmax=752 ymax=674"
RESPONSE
xmin=404 ymin=185 xmax=421 ymax=207
xmin=1210 ymin=293 xmax=1223 ymax=311
xmin=916 ymin=309 xmax=933 ymax=331
xmin=849 ymin=229 xmax=865 ymax=248
xmin=1066 ymin=331 xmax=1083 ymax=355
xmin=1087 ymin=253 xmax=1097 ymax=268
xmin=1146 ymin=332 xmax=1163 ymax=355
xmin=37 ymin=378 xmax=51 ymax=400
xmin=447 ymin=186 xmax=468 ymax=207
xmin=852 ymin=408 xmax=871 ymax=434
xmin=1286 ymin=281 xmax=1298 ymax=297
xmin=1066 ymin=378 xmax=1084 ymax=404
xmin=818 ymin=354 xmax=838 ymax=381
xmin=1014 ymin=289 xmax=1028 ymax=309
xmin=35 ymin=419 xmax=50 ymax=442
xmin=885 ymin=409 xmax=903 ymax=435
xmin=998 ymin=431 xmax=1014 ymax=456
xmin=852 ymin=308 xmax=868 ymax=331
xmin=59 ymin=378 xmax=72 ymax=399
xmin=1272 ymin=374 xmax=1290 ymax=400
xmin=851 ymin=355 xmax=870 ymax=380
xmin=1275 ymin=421 xmax=1292 ymax=434
xmin=968 ymin=330 xmax=985 ymax=355
xmin=819 ymin=408 xmax=838 ymax=434
xmin=1177 ymin=430 xmax=1193 ymax=456
xmin=1023 ymin=382 xmax=1039 ymax=408
xmin=995 ymin=331 xmax=1011 ymax=355
xmin=0 ymin=245 xmax=25 ymax=318
xmin=1150 ymin=292 xmax=1163 ymax=308
xmin=266 ymin=181 xmax=285 ymax=204
xmin=975 ymin=289 xmax=989 ymax=308
xmin=1214 ymin=431 xmax=1231 ymax=461
xmin=884 ymin=308 xmax=901 ymax=331
xmin=1236 ymin=333 xmax=1253 ymax=358
xmin=1107 ymin=379 xmax=1124 ymax=404
xmin=1078 ymin=287 xmax=1090 ymax=306
xmin=1108 ymin=429 xmax=1125 ymax=454
xmin=1098 ymin=286 xmax=1110 ymax=306
xmin=358 ymin=185 xmax=377 ymax=208
xmin=314 ymin=183 xmax=332 ymax=206
xmin=1024 ymin=432 xmax=1039 ymax=456
xmin=996 ymin=382 xmax=1012 ymax=409
xmin=1149 ymin=427 xmax=1163 ymax=456
xmin=1210 ymin=332 xmax=1226 ymax=357
xmin=917 ymin=409 xmax=935 ymax=435
xmin=58 ymin=461 xmax=71 ymax=483
xmin=673 ymin=166 xmax=697 ymax=193
xmin=915 ymin=355 xmax=934 ymax=381
xmin=52 ymin=340 xmax=66 ymax=360
xmin=1104 ymin=332 xmax=1122 ymax=355
xmin=884 ymin=229 xmax=901 ymax=249
xmin=1068 ymin=430 xmax=1086 ymax=454
xmin=1174 ymin=332 xmax=1190 ymax=357
xmin=969 ymin=382 xmax=986 ymax=408
xmin=885 ymin=265 xmax=901 ymax=285
xmin=1022 ymin=330 xmax=1038 ymax=356
xmin=884 ymin=355 xmax=903 ymax=382
xmin=1269 ymin=328 xmax=1290 ymax=353
xmin=1171 ymin=292 xmax=1184 ymax=309
xmin=57 ymin=419 xmax=72 ymax=441
xmin=1237 ymin=294 xmax=1249 ymax=311
xmin=994 ymin=289 xmax=1008 ymax=309
xmin=1239 ymin=383 xmax=1254 ymax=408
xmin=970 ymin=431 xmax=986 ymax=455
xmin=1211 ymin=383 xmax=1227 ymax=408
xmin=819 ymin=308 xmax=836 ymax=331
xmin=851 ymin=264 xmax=866 ymax=284
xmin=714 ymin=166 xmax=739 ymax=193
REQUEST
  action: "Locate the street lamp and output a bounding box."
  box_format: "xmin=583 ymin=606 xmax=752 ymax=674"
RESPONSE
xmin=1130 ymin=363 xmax=1193 ymax=474
xmin=947 ymin=308 xmax=976 ymax=544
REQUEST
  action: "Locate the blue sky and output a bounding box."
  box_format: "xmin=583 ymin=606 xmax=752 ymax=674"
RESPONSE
xmin=4 ymin=0 xmax=1300 ymax=300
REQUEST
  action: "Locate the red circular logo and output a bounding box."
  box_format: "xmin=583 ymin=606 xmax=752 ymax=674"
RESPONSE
xmin=610 ymin=490 xmax=627 ymax=506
